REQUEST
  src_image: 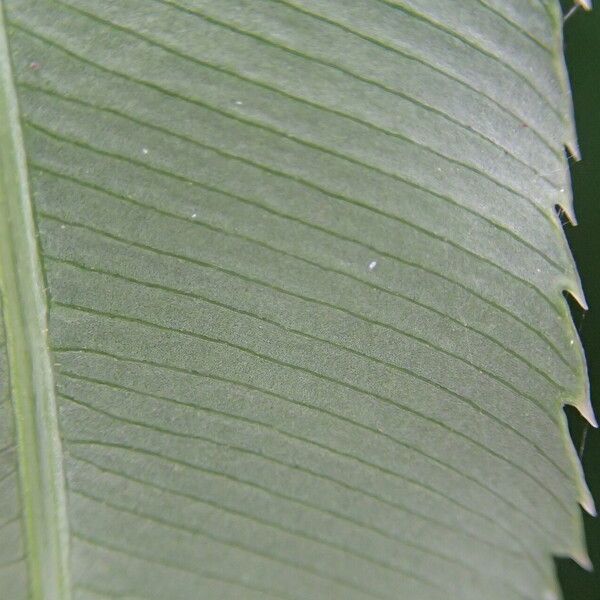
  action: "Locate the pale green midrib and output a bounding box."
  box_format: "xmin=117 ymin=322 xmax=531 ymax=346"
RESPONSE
xmin=0 ymin=4 xmax=71 ymax=600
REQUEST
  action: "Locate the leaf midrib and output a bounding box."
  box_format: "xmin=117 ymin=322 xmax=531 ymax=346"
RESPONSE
xmin=0 ymin=4 xmax=71 ymax=598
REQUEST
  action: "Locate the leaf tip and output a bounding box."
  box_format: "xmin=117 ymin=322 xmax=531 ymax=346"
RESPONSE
xmin=582 ymin=490 xmax=597 ymax=517
xmin=566 ymin=283 xmax=588 ymax=312
xmin=578 ymin=395 xmax=598 ymax=428
xmin=573 ymin=548 xmax=594 ymax=572
xmin=567 ymin=140 xmax=582 ymax=162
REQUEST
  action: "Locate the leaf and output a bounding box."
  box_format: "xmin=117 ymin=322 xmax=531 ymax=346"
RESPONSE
xmin=0 ymin=1 xmax=595 ymax=598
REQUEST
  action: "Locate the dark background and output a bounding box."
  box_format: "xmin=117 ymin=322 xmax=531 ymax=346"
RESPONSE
xmin=557 ymin=2 xmax=600 ymax=599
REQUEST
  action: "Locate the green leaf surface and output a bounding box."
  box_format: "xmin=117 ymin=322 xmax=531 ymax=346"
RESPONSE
xmin=0 ymin=1 xmax=595 ymax=599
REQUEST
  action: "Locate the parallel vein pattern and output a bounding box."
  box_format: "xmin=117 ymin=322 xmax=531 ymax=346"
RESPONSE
xmin=0 ymin=0 xmax=594 ymax=599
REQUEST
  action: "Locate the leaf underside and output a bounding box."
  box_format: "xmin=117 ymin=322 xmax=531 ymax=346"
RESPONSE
xmin=0 ymin=1 xmax=595 ymax=599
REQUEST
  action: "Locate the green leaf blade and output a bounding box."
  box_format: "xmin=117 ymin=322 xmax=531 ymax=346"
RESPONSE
xmin=0 ymin=0 xmax=595 ymax=598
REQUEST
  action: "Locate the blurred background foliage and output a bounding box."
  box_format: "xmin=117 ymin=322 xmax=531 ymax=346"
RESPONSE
xmin=557 ymin=2 xmax=600 ymax=598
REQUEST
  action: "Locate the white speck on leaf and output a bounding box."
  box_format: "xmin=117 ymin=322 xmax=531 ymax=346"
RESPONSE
xmin=191 ymin=213 xmax=197 ymax=218
xmin=142 ymin=148 xmax=149 ymax=155
xmin=368 ymin=260 xmax=377 ymax=271
xmin=235 ymin=100 xmax=243 ymax=105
